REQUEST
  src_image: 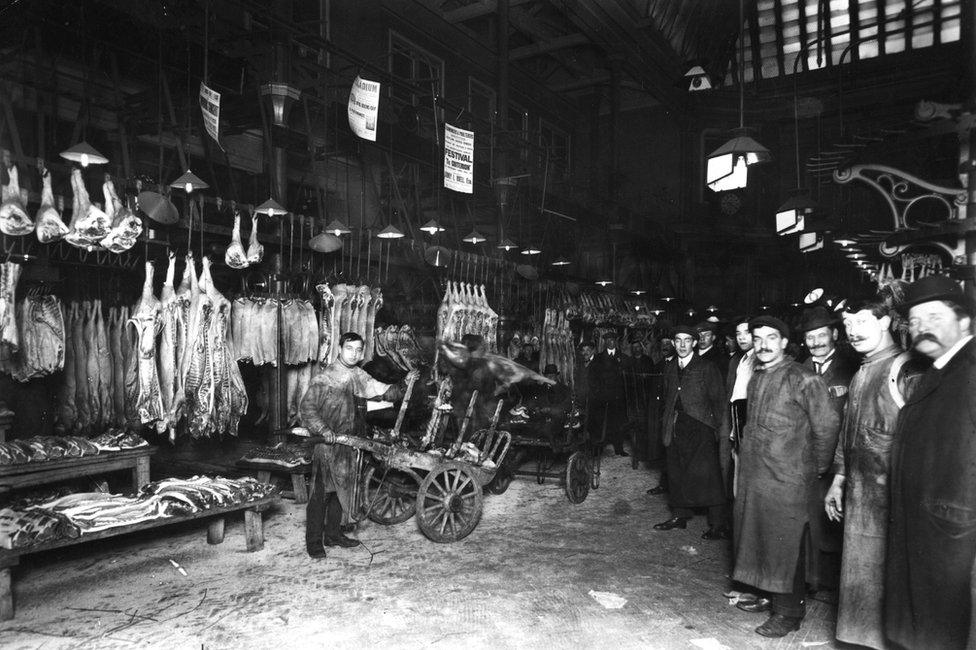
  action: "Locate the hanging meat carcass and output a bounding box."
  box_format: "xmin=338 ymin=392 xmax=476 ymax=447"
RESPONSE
xmin=157 ymin=252 xmax=183 ymax=441
xmin=65 ymin=168 xmax=111 ymax=250
xmin=35 ymin=166 xmax=69 ymax=243
xmin=0 ymin=162 xmax=35 ymax=237
xmin=363 ymin=287 xmax=382 ymax=361
xmin=99 ymin=176 xmax=142 ymax=253
xmin=224 ymin=209 xmax=249 ymax=269
xmin=0 ymin=262 xmax=22 ymax=362
xmin=316 ymin=283 xmax=334 ymax=369
xmin=128 ymin=262 xmax=165 ymax=429
xmin=436 ymin=280 xmax=498 ymax=351
xmin=245 ymin=212 xmax=263 ymax=264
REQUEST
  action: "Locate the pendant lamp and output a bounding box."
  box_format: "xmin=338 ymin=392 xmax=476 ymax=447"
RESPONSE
xmin=324 ymin=219 xmax=351 ymax=236
xmin=706 ymin=0 xmax=770 ymax=192
xmin=60 ymin=142 xmax=108 ymax=167
xmin=255 ymin=198 xmax=288 ymax=217
xmin=420 ymin=219 xmax=445 ymax=235
xmin=497 ymin=238 xmax=517 ymax=251
xmin=521 ymin=245 xmax=541 ymax=255
xmin=377 ymin=224 xmax=404 ymax=239
xmin=834 ymin=236 xmax=857 ymax=247
xmin=630 ymin=289 xmax=646 ymax=295
xmin=595 ymin=278 xmax=612 ymax=287
xmin=462 ymin=229 xmax=487 ymax=244
xmin=170 ymin=169 xmax=209 ymax=194
xmin=551 ymin=257 xmax=571 ymax=267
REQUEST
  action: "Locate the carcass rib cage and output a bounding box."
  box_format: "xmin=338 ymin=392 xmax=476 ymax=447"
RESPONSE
xmin=538 ymin=308 xmax=575 ymax=389
xmin=435 ymin=281 xmax=498 ymax=352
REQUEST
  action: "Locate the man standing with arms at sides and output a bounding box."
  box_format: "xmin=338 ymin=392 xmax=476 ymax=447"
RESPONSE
xmin=886 ymin=276 xmax=976 ymax=649
xmin=824 ymin=293 xmax=918 ymax=649
xmin=647 ymin=335 xmax=676 ymax=495
xmin=732 ymin=317 xmax=839 ymax=638
xmin=587 ymin=331 xmax=628 ymax=457
xmin=300 ymin=332 xmax=417 ymax=559
xmin=653 ymin=326 xmax=729 ymax=538
xmin=725 ymin=315 xmax=755 ymax=496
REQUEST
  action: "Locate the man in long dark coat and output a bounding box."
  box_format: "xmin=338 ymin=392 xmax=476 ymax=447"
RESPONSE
xmin=587 ymin=331 xmax=628 ymax=456
xmin=732 ymin=316 xmax=840 ymax=638
xmin=653 ymin=325 xmax=729 ymax=537
xmin=886 ymin=275 xmax=976 ymax=649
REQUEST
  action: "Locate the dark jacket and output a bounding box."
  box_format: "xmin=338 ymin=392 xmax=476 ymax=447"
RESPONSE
xmin=661 ymin=354 xmax=726 ymax=447
xmin=698 ymin=345 xmax=728 ymax=376
xmin=732 ymin=358 xmax=840 ymax=593
xmin=886 ymin=338 xmax=976 ymax=650
xmin=802 ymin=351 xmax=857 ymax=422
xmin=587 ymin=349 xmax=625 ymax=400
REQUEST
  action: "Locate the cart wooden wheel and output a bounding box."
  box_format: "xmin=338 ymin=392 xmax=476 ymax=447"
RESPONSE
xmin=361 ymin=465 xmax=419 ymax=525
xmin=564 ymin=451 xmax=591 ymax=503
xmin=416 ymin=464 xmax=484 ymax=543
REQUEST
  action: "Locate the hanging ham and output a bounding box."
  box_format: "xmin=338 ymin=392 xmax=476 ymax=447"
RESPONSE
xmin=245 ymin=213 xmax=263 ymax=264
xmin=224 ymin=210 xmax=248 ymax=269
xmin=34 ymin=166 xmax=69 ymax=243
xmin=0 ymin=163 xmax=35 ymax=237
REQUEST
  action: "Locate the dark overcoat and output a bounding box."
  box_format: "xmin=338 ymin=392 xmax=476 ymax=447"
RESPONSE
xmin=732 ymin=358 xmax=840 ymax=593
xmin=886 ymin=338 xmax=976 ymax=650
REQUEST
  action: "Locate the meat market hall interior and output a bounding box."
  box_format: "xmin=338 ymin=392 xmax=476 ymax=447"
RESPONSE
xmin=1 ymin=1 xmax=974 ymax=648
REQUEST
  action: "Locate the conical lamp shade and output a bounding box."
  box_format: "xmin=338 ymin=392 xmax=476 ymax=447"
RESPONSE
xmin=377 ymin=224 xmax=404 ymax=239
xmin=60 ymin=141 xmax=109 ymax=167
xmin=255 ymin=198 xmax=288 ymax=217
xmin=324 ymin=219 xmax=351 ymax=236
xmin=420 ymin=219 xmax=445 ymax=235
xmin=496 ymin=238 xmax=517 ymax=251
xmin=520 ymin=245 xmax=541 ymax=255
xmin=462 ymin=230 xmax=486 ymax=244
xmin=170 ymin=169 xmax=209 ymax=193
xmin=550 ymin=257 xmax=571 ymax=266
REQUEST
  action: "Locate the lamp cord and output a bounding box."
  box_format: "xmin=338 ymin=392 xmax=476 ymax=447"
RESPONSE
xmin=738 ymin=0 xmax=745 ymax=129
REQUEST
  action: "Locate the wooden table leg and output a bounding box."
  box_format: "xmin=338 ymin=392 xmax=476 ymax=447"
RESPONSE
xmin=207 ymin=517 xmax=226 ymax=545
xmin=244 ymin=509 xmax=264 ymax=551
xmin=0 ymin=567 xmax=13 ymax=620
xmin=134 ymin=455 xmax=151 ymax=492
xmin=291 ymin=473 xmax=308 ymax=504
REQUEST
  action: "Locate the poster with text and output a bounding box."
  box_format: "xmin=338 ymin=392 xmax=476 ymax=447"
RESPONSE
xmin=347 ymin=76 xmax=380 ymax=141
xmin=199 ymin=82 xmax=224 ymax=151
xmin=444 ymin=123 xmax=474 ymax=193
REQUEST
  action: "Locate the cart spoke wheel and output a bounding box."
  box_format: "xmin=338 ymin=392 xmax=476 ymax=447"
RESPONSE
xmin=361 ymin=465 xmax=418 ymax=525
xmin=416 ymin=464 xmax=484 ymax=543
xmin=564 ymin=451 xmax=591 ymax=504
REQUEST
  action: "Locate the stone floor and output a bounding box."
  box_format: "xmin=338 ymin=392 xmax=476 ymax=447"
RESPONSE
xmin=0 ymin=452 xmax=843 ymax=649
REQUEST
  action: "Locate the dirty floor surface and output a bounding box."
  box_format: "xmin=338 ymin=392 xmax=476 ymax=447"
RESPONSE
xmin=0 ymin=454 xmax=842 ymax=649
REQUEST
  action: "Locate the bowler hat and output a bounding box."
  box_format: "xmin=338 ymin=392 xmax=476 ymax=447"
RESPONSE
xmin=798 ymin=306 xmax=838 ymax=333
xmin=672 ymin=325 xmax=699 ymax=339
xmin=899 ymin=275 xmax=970 ymax=314
xmin=749 ymin=315 xmax=790 ymax=339
xmin=696 ymin=320 xmax=718 ymax=333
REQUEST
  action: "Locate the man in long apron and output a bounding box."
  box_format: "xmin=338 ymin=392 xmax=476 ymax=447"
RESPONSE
xmin=299 ymin=332 xmax=416 ymax=558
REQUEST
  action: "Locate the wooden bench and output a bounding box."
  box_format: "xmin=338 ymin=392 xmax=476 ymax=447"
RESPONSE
xmin=0 ymin=493 xmax=280 ymax=620
xmin=0 ymin=447 xmax=155 ymax=495
xmin=236 ymin=460 xmax=311 ymax=504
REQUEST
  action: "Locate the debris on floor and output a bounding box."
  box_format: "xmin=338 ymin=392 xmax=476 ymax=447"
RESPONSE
xmin=588 ymin=590 xmax=627 ymax=609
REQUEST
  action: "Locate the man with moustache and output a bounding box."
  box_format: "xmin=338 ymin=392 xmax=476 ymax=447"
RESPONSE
xmin=825 ymin=295 xmax=919 ymax=649
xmin=732 ymin=316 xmax=839 ymax=638
xmin=653 ymin=325 xmax=729 ymax=537
xmin=886 ymin=276 xmax=976 ymax=649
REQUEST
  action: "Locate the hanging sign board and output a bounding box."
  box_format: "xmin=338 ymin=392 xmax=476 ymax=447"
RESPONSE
xmin=443 ymin=123 xmax=474 ymax=193
xmin=199 ymin=82 xmax=224 ymax=151
xmin=347 ymin=76 xmax=380 ymax=141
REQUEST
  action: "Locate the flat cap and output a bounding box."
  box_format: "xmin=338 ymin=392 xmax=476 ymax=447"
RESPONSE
xmin=749 ymin=315 xmax=790 ymax=338
xmin=671 ymin=324 xmax=699 ymax=339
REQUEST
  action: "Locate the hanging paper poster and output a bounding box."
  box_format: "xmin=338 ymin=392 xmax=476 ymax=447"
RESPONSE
xmin=198 ymin=82 xmax=224 ymax=151
xmin=347 ymin=76 xmax=380 ymax=141
xmin=444 ymin=123 xmax=474 ymax=193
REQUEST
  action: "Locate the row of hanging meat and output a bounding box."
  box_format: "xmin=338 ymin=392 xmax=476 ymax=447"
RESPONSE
xmin=1 ymin=157 xmax=142 ymax=252
xmin=539 ymin=308 xmax=576 ymax=388
xmin=435 ymin=281 xmax=498 ymax=352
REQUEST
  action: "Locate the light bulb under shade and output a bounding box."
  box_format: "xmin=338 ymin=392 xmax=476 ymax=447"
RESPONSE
xmin=846 ymin=252 xmax=867 ymax=259
xmin=254 ymin=198 xmax=288 ymax=217
xmin=834 ymin=237 xmax=858 ymax=247
xmin=170 ymin=170 xmax=209 ymax=193
xmin=376 ymin=224 xmax=405 ymax=239
xmin=420 ymin=219 xmax=445 ymax=235
xmin=706 ymin=129 xmax=771 ymax=192
xmin=630 ymin=289 xmax=646 ymax=295
xmin=521 ymin=246 xmax=542 ymax=255
xmin=496 ymin=238 xmax=518 ymax=251
xmin=324 ymin=219 xmax=351 ymax=236
xmin=60 ymin=142 xmax=108 ymax=167
xmin=594 ymin=279 xmax=613 ymax=287
xmin=551 ymin=257 xmax=571 ymax=267
xmin=462 ymin=230 xmax=487 ymax=244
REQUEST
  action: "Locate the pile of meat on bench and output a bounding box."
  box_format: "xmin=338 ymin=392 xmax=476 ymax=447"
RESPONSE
xmin=0 ymin=430 xmax=148 ymax=465
xmin=0 ymin=475 xmax=277 ymax=549
xmin=239 ymin=442 xmax=312 ymax=468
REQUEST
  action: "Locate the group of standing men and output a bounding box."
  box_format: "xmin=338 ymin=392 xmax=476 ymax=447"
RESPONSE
xmin=646 ymin=275 xmax=976 ymax=648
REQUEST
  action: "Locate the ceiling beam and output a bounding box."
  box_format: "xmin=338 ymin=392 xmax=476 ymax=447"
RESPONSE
xmin=510 ymin=33 xmax=589 ymax=60
xmin=443 ymin=0 xmax=534 ymax=24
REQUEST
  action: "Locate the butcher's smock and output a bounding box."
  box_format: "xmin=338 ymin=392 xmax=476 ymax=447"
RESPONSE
xmin=299 ymin=361 xmax=399 ymax=515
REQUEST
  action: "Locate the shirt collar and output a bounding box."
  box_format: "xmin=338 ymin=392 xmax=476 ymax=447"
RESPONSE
xmin=698 ymin=345 xmax=712 ymax=355
xmin=678 ymin=354 xmax=693 ymax=369
xmin=933 ymin=335 xmax=973 ymax=370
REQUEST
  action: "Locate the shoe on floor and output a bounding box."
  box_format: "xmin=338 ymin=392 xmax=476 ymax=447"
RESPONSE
xmin=701 ymin=526 xmax=732 ymax=540
xmin=653 ymin=516 xmax=688 ymax=530
xmin=323 ymin=535 xmax=360 ymax=548
xmin=646 ymin=485 xmax=667 ymax=495
xmin=306 ymin=545 xmax=327 ymax=559
xmin=736 ymin=597 xmax=771 ymax=613
xmin=755 ymin=613 xmax=802 ymax=637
